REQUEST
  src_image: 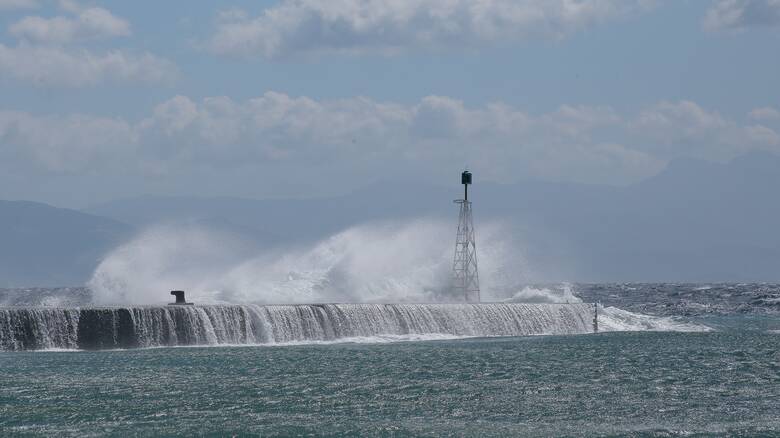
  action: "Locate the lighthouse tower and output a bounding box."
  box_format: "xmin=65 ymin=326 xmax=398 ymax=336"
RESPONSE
xmin=452 ymin=170 xmax=480 ymax=302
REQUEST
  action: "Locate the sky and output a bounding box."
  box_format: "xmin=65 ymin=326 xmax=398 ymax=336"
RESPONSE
xmin=0 ymin=0 xmax=779 ymax=208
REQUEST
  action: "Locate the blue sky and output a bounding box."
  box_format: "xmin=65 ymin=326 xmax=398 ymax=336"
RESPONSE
xmin=0 ymin=0 xmax=779 ymax=206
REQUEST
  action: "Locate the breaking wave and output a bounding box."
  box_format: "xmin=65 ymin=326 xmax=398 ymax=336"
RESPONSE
xmin=503 ymin=283 xmax=582 ymax=304
xmin=6 ymin=221 xmax=698 ymax=348
xmin=598 ymin=306 xmax=711 ymax=332
xmin=88 ymin=220 xmax=528 ymax=306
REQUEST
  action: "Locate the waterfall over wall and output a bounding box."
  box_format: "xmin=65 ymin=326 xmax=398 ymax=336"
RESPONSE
xmin=0 ymin=303 xmax=595 ymax=351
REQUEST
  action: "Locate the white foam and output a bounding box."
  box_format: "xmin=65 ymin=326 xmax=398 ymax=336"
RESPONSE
xmin=503 ymin=283 xmax=582 ymax=304
xmin=247 ymin=333 xmax=472 ymax=346
xmin=598 ymin=306 xmax=711 ymax=332
xmin=88 ymin=220 xmax=529 ymax=306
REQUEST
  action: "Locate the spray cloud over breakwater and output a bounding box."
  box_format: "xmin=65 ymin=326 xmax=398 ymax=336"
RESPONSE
xmin=0 ymin=220 xmax=714 ymax=351
xmin=88 ymin=220 xmax=529 ymax=306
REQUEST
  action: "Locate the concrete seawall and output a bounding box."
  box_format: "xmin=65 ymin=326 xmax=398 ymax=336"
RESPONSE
xmin=0 ymin=303 xmax=596 ymax=351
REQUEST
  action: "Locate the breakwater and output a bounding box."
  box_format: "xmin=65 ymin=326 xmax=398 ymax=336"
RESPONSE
xmin=0 ymin=303 xmax=596 ymax=351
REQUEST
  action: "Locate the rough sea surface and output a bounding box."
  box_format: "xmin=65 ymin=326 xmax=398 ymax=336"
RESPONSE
xmin=0 ymin=284 xmax=778 ymax=436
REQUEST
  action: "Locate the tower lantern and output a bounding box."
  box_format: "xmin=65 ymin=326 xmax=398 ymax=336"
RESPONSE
xmin=461 ymin=170 xmax=472 ymax=200
xmin=453 ymin=170 xmax=480 ymax=302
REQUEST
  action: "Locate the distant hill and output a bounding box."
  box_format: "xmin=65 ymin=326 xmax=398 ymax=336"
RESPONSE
xmin=85 ymin=151 xmax=780 ymax=283
xmin=84 ymin=185 xmax=454 ymax=244
xmin=0 ymin=201 xmax=132 ymax=287
xmin=2 ymin=151 xmax=779 ymax=287
xmin=593 ymin=151 xmax=780 ymax=281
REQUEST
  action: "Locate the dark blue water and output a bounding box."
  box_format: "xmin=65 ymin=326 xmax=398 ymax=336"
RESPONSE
xmin=0 ymin=284 xmax=778 ymax=436
xmin=0 ymin=329 xmax=778 ymax=436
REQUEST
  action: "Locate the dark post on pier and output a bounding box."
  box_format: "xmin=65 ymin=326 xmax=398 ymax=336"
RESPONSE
xmin=169 ymin=290 xmax=193 ymax=305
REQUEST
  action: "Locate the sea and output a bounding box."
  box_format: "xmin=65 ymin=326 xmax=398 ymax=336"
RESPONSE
xmin=1 ymin=283 xmax=778 ymax=436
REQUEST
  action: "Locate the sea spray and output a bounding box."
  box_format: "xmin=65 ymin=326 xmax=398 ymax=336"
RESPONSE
xmin=597 ymin=306 xmax=711 ymax=332
xmin=503 ymin=283 xmax=582 ymax=304
xmin=88 ymin=220 xmax=530 ymax=305
xmin=88 ymin=225 xmax=252 ymax=305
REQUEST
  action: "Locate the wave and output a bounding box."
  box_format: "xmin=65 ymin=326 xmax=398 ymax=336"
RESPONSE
xmin=598 ymin=306 xmax=711 ymax=332
xmin=503 ymin=283 xmax=582 ymax=304
xmin=87 ymin=220 xmax=536 ymax=306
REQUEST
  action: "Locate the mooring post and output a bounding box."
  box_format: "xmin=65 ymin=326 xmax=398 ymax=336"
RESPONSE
xmin=170 ymin=290 xmax=193 ymax=305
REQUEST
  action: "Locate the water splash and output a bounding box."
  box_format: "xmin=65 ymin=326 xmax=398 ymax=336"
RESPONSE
xmin=598 ymin=306 xmax=710 ymax=332
xmin=503 ymin=283 xmax=582 ymax=304
xmin=88 ymin=220 xmax=528 ymax=306
xmin=88 ymin=225 xmax=251 ymax=305
xmin=81 ymin=221 xmax=715 ymax=337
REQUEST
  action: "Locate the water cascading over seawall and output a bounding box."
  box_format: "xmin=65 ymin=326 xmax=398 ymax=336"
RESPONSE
xmin=0 ymin=303 xmax=595 ymax=351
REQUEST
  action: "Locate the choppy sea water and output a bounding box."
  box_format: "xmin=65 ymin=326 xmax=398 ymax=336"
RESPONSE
xmin=0 ymin=284 xmax=779 ymax=436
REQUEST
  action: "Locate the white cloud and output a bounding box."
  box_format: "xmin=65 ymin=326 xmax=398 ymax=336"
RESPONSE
xmin=57 ymin=0 xmax=80 ymax=13
xmin=632 ymin=100 xmax=780 ymax=159
xmin=208 ymin=0 xmax=654 ymax=58
xmin=3 ymin=94 xmax=776 ymax=187
xmin=140 ymin=95 xmax=774 ymax=182
xmin=9 ymin=6 xmax=131 ymax=44
xmin=703 ymin=0 xmax=780 ymax=32
xmin=0 ymin=43 xmax=177 ymax=87
xmin=0 ymin=110 xmax=136 ymax=172
xmin=0 ymin=0 xmax=37 ymax=10
xmin=0 ymin=4 xmax=175 ymax=87
xmin=746 ymin=124 xmax=780 ymax=146
xmin=139 ymin=93 xmax=412 ymax=166
xmin=749 ymin=106 xmax=780 ymax=121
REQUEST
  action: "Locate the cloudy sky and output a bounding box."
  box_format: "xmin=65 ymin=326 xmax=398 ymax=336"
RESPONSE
xmin=0 ymin=0 xmax=779 ymax=207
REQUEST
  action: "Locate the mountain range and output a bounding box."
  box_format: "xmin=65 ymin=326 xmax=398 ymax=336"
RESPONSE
xmin=2 ymin=151 xmax=779 ymax=286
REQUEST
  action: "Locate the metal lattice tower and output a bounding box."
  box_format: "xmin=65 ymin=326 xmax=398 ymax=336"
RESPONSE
xmin=453 ymin=170 xmax=480 ymax=302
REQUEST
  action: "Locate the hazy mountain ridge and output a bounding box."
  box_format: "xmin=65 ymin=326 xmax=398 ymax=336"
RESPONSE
xmin=0 ymin=201 xmax=132 ymax=287
xmin=87 ymin=152 xmax=780 ymax=282
xmin=2 ymin=152 xmax=779 ymax=286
